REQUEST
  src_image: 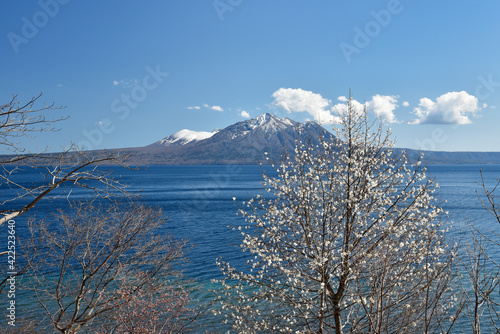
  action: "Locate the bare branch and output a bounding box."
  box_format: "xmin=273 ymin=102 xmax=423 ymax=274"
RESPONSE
xmin=0 ymin=94 xmax=134 ymax=228
xmin=0 ymin=145 xmax=135 ymax=227
xmin=19 ymin=203 xmax=197 ymax=333
xmin=0 ymin=93 xmax=67 ymax=153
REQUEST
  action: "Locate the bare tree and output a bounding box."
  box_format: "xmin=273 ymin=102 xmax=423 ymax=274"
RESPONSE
xmin=20 ymin=203 xmax=191 ymax=334
xmin=0 ymin=94 xmax=208 ymax=333
xmin=0 ymin=94 xmax=132 ymax=294
xmin=0 ymin=93 xmax=132 ymax=228
xmin=95 ymin=278 xmax=198 ymax=334
xmin=458 ymin=172 xmax=500 ymax=334
xmin=216 ymin=95 xmax=457 ymax=333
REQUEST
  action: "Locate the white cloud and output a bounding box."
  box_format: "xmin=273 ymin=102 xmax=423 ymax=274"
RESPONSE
xmin=272 ymin=88 xmax=336 ymax=124
xmin=402 ymin=101 xmax=410 ymax=107
xmin=272 ymin=88 xmax=403 ymax=124
xmin=112 ymin=79 xmax=139 ymax=88
xmin=95 ymin=119 xmax=111 ymax=127
xmin=57 ymin=83 xmax=63 ymax=87
xmin=240 ymin=111 xmax=250 ymax=118
xmin=366 ymin=95 xmax=399 ymax=123
xmin=187 ymin=106 xmax=201 ymax=110
xmin=411 ymin=91 xmax=481 ymax=125
xmin=202 ymin=104 xmax=223 ymax=111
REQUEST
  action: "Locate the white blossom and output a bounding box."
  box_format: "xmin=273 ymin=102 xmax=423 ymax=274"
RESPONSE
xmin=215 ymin=95 xmax=456 ymax=333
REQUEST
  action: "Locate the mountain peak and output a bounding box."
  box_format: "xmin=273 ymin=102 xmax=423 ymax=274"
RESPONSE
xmin=245 ymin=113 xmax=296 ymax=131
xmin=158 ymin=129 xmax=217 ymax=146
xmin=254 ymin=112 xmax=277 ymax=122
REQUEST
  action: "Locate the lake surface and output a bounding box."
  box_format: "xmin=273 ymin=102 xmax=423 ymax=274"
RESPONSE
xmin=3 ymin=164 xmax=500 ymax=274
xmin=1 ymin=164 xmax=500 ymax=331
xmin=5 ymin=164 xmax=499 ymax=279
xmin=122 ymin=164 xmax=500 ymax=280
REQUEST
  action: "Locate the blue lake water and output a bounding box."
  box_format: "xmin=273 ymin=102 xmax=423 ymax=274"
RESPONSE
xmin=2 ymin=164 xmax=500 ymax=278
xmin=4 ymin=164 xmax=500 ymax=278
xmin=122 ymin=164 xmax=500 ymax=280
xmin=1 ymin=164 xmax=500 ymax=331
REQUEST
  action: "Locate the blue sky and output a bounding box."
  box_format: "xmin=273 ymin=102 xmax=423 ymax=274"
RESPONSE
xmin=2 ymin=0 xmax=500 ymax=153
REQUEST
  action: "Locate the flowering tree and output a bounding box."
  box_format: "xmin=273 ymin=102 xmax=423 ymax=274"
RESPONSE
xmin=217 ymin=96 xmax=457 ymax=333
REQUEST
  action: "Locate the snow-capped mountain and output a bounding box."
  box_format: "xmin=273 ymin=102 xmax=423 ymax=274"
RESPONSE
xmin=145 ymin=113 xmax=333 ymax=164
xmin=92 ymin=113 xmax=500 ymax=165
xmin=209 ymin=113 xmax=299 ymax=141
xmin=158 ymin=129 xmax=218 ymax=146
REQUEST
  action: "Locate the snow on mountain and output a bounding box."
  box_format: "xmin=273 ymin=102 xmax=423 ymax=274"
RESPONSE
xmin=79 ymin=112 xmax=500 ymax=165
xmin=245 ymin=113 xmax=296 ymax=130
xmin=135 ymin=113 xmax=337 ymax=164
xmin=211 ymin=113 xmax=300 ymax=141
xmin=146 ymin=113 xmax=334 ymax=164
xmin=156 ymin=113 xmax=299 ymax=146
xmin=158 ymin=129 xmax=217 ymax=146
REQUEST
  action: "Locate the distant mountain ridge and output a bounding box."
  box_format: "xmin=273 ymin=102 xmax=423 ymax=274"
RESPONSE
xmin=60 ymin=113 xmax=500 ymax=165
xmin=3 ymin=113 xmax=500 ymax=165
